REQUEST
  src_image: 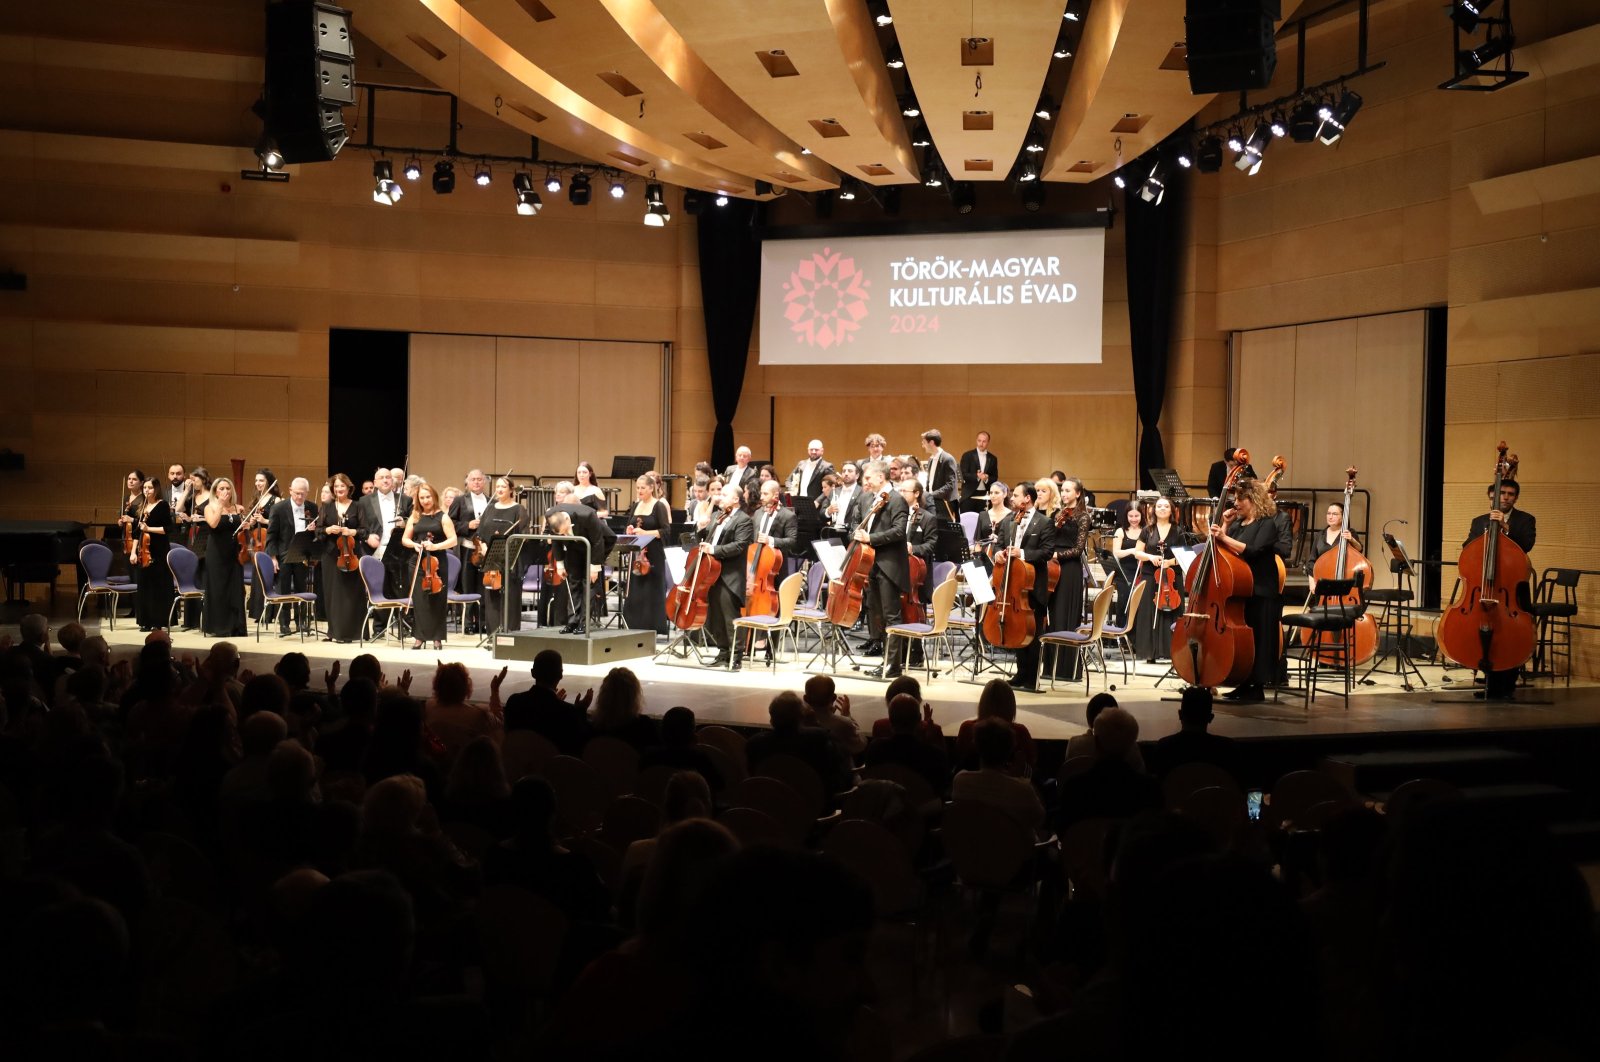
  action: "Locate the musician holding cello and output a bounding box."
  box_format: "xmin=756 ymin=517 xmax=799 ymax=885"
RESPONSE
xmin=849 ymin=462 xmax=910 ymax=667
xmin=991 ymin=482 xmax=1053 ymax=691
xmin=1209 ymin=478 xmax=1292 ymax=703
xmin=401 ymin=482 xmax=456 ymax=650
xmin=696 ymin=483 xmax=754 ymax=669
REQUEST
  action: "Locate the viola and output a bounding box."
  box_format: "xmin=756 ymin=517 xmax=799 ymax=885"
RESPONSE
xmin=1171 ymin=457 xmax=1255 ymax=688
xmin=982 ymin=544 xmax=1036 ymax=650
xmin=1155 ymin=556 xmax=1182 ymax=611
xmin=1305 ymin=466 xmax=1378 ymax=665
xmin=1436 ymin=442 xmax=1535 ymax=675
xmin=667 ymin=509 xmax=726 ymax=630
xmin=826 ymin=491 xmax=887 ymax=627
xmin=742 ymin=510 xmax=783 ymax=618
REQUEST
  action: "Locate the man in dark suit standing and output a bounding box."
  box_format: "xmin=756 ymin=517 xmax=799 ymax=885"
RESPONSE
xmin=1207 ymin=447 xmax=1239 ymax=498
xmin=447 ymin=468 xmax=491 ymax=627
xmin=787 ymin=439 xmax=836 ymax=503
xmin=724 ymin=446 xmax=757 ymax=507
xmin=1464 ymin=477 xmax=1536 ymax=700
xmin=852 ymin=461 xmax=909 ymax=673
xmin=993 ymin=482 xmax=1054 ymax=691
xmin=266 ymin=476 xmax=317 ymax=634
xmin=921 ymin=428 xmax=962 ymax=561
xmin=698 ymin=482 xmax=754 ymax=669
xmin=547 ymin=481 xmax=615 ymax=634
xmin=751 ymin=480 xmax=799 ymax=560
xmin=958 ymin=432 xmax=998 ymax=514
xmin=358 ymin=467 xmax=406 ymax=596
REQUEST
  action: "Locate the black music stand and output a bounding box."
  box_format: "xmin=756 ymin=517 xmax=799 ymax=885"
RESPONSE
xmin=1147 ymin=468 xmax=1189 ymax=498
xmin=610 ymin=456 xmax=655 ymax=482
xmin=1359 ymin=532 xmax=1429 ymax=690
xmin=791 ymin=497 xmax=822 ymax=561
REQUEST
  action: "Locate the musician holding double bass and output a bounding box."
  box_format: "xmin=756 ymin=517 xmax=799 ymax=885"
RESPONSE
xmin=993 ymin=482 xmax=1053 ymax=692
xmin=1464 ymin=478 xmax=1536 ymax=700
xmin=697 ymin=483 xmax=754 ymax=669
xmin=1209 ymin=478 xmax=1292 ymax=703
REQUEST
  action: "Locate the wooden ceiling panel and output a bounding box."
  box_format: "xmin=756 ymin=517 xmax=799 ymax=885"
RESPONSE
xmin=889 ymin=0 xmax=1063 ymax=181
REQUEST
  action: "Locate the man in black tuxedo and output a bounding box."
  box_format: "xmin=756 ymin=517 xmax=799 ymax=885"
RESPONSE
xmin=958 ymin=432 xmax=999 ymax=514
xmin=697 ymin=483 xmax=754 ymax=669
xmin=787 ymin=439 xmax=836 ymax=503
xmin=750 ymin=480 xmax=799 ymax=560
xmin=547 ymin=481 xmax=616 ymax=634
xmin=825 ymin=462 xmax=862 ymax=535
xmin=852 ymin=461 xmax=909 ymax=673
xmin=266 ymin=476 xmax=318 ymax=634
xmin=448 ymin=468 xmax=492 ymax=626
xmin=358 ymin=467 xmax=407 ymax=596
xmin=921 ymin=428 xmax=963 ymax=562
xmin=1464 ymin=478 xmax=1537 ymax=700
xmin=724 ymin=446 xmax=757 ymax=507
xmin=1207 ymin=447 xmax=1240 ymax=498
xmin=993 ymin=482 xmax=1054 ymax=691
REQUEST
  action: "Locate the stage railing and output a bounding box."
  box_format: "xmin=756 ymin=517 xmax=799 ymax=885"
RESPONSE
xmin=494 ymin=533 xmax=591 ymax=658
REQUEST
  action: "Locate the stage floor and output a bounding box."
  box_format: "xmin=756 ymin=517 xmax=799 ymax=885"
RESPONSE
xmin=69 ymin=620 xmax=1599 ymax=746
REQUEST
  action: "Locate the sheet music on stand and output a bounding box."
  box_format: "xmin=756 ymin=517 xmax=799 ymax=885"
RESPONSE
xmin=1147 ymin=468 xmax=1190 ymax=499
xmin=963 ymin=562 xmax=995 ymax=604
xmin=1170 ymin=545 xmax=1199 ymax=577
xmin=285 ymin=530 xmax=317 ymax=564
xmin=663 ymin=546 xmax=690 ymax=584
xmin=813 ymin=541 xmax=847 ymax=582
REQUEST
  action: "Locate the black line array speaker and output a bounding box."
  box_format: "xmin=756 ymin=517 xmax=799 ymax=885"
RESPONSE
xmin=264 ymin=1 xmax=355 ymax=163
xmin=1185 ymin=0 xmax=1279 ymax=94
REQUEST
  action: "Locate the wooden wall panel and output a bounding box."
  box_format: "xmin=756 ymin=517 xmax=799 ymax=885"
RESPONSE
xmin=495 ymin=337 xmax=581 ymax=480
xmin=577 ymin=341 xmax=663 ymax=473
xmin=409 ymin=334 xmax=496 ymax=491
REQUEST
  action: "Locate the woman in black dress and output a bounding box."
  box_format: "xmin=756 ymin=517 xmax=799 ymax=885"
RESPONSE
xmin=973 ymin=481 xmax=1009 ymax=574
xmin=201 ymin=477 xmax=248 ymax=637
xmin=573 ymin=461 xmax=609 ymax=516
xmin=132 ymin=478 xmax=174 ymax=631
xmin=117 ymin=469 xmax=145 ymax=587
xmin=402 ymin=482 xmax=457 ymax=650
xmin=622 ymin=471 xmax=672 ymax=635
xmin=244 ymin=469 xmax=278 ymax=621
xmin=480 ymin=475 xmax=528 ymax=635
xmin=178 ymin=467 xmax=211 ymax=630
xmin=1214 ymin=479 xmax=1292 ymax=703
xmin=1109 ymin=502 xmax=1147 ymax=629
xmin=1047 ymin=476 xmax=1092 ymax=680
xmin=321 ymin=473 xmax=365 ymax=643
xmin=1134 ymin=496 xmax=1188 ymax=664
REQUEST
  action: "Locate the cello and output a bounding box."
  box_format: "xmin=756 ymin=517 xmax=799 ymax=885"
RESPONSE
xmin=1171 ymin=461 xmax=1255 ymax=688
xmin=1306 ymin=467 xmax=1378 ymax=665
xmin=826 ymin=491 xmax=887 ymax=627
xmin=982 ymin=529 xmax=1037 ymax=650
xmin=742 ymin=508 xmax=783 ymax=618
xmin=1436 ymin=443 xmax=1535 ymax=676
xmin=667 ymin=508 xmax=726 ymax=630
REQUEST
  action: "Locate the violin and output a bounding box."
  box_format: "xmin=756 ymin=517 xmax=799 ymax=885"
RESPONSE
xmin=1154 ymin=542 xmax=1182 ymax=611
xmin=1171 ymin=456 xmax=1255 ymax=688
xmin=481 ymin=514 xmax=522 ymax=592
xmin=1304 ymin=467 xmax=1378 ymax=665
xmin=1436 ymin=442 xmax=1535 ymax=675
xmin=132 ymin=498 xmax=153 ymax=568
xmin=668 ymin=507 xmax=726 ymax=630
xmin=982 ymin=526 xmax=1036 ymax=650
xmin=335 ymin=510 xmax=360 ymax=572
xmin=826 ymin=491 xmax=886 ymax=627
xmin=236 ymin=480 xmax=277 ymax=565
xmin=419 ymin=535 xmax=443 ymax=594
xmin=742 ymin=506 xmax=783 ymax=618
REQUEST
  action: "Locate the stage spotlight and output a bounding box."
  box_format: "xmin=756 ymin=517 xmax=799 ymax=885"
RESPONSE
xmin=1138 ymin=162 xmax=1166 ymax=205
xmin=568 ymin=171 xmax=591 ymax=205
xmin=1035 ymin=95 xmax=1054 ymax=120
xmin=645 ymin=180 xmax=667 ymax=210
xmin=255 ymin=135 xmax=283 ymax=171
xmin=1459 ymin=32 xmax=1512 ymax=71
xmin=885 ymin=44 xmax=904 ymax=69
xmin=1018 ymin=159 xmax=1039 ymax=182
xmin=1021 ymin=181 xmax=1044 ymax=211
xmin=951 ymin=182 xmax=975 ymax=214
xmin=1063 ymin=8 xmax=1080 ymax=22
xmin=474 ymin=161 xmax=492 ymax=186
xmin=609 ymin=176 xmax=626 ymax=199
xmin=544 ymin=169 xmax=561 ymax=193
xmin=1113 ymin=172 xmax=1127 ymax=190
xmin=1175 ymin=141 xmax=1195 ymax=169
xmin=1196 ymin=135 xmax=1223 ymax=173
xmin=1269 ymin=110 xmax=1288 ymax=138
xmin=868 ymin=0 xmax=893 ymax=27
xmin=513 ymin=172 xmax=542 ymax=215
xmin=911 ymin=121 xmax=931 ymax=148
xmin=432 ymin=159 xmax=455 ymax=194
xmin=755 ymin=179 xmax=775 ymax=197
xmin=923 ymin=158 xmax=943 ymax=188
xmin=901 ymin=95 xmax=920 ymax=118
xmin=1288 ymin=98 xmax=1318 ymax=142
xmin=403 ymin=156 xmax=422 ymax=181
xmin=643 ymin=202 xmax=670 ymax=228
xmin=372 ymin=160 xmax=403 ymax=205
xmin=837 ymin=177 xmax=858 ymax=201
xmin=1451 ymin=0 xmax=1496 ymax=32
xmin=683 ymin=189 xmax=708 ymax=215
xmin=1225 ymin=126 xmax=1244 ymax=154
xmin=1317 ymin=89 xmax=1362 ymax=145
xmin=1053 ymin=28 xmax=1073 ymax=59
xmin=1233 ymin=120 xmax=1271 ymax=174
xmin=715 ymin=192 xmax=729 ymax=206
xmin=1024 ymin=122 xmax=1046 ymax=154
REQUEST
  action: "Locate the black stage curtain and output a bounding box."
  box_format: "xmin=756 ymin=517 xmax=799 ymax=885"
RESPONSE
xmin=1124 ymin=162 xmax=1187 ymax=490
xmin=329 ymin=328 xmax=408 ymax=481
xmin=697 ymin=200 xmax=761 ymax=470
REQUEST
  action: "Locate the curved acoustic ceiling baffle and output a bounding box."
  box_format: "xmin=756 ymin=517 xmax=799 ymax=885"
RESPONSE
xmin=887 ymin=0 xmax=1062 ymax=182
xmin=348 ymin=0 xmax=834 ymax=198
xmin=651 ymin=0 xmax=919 ymax=187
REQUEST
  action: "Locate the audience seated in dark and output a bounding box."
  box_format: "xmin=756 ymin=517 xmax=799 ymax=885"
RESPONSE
xmin=803 ymin=674 xmax=865 ymax=759
xmin=1054 ymin=706 xmax=1160 ymax=832
xmin=639 ymin=706 xmax=726 ymax=792
xmin=355 ymin=773 xmax=477 ymax=925
xmin=481 ymin=775 xmax=609 ymax=925
xmin=29 ymin=753 xmax=152 ymax=924
xmin=171 ymin=702 xmax=239 ymax=853
xmin=424 ymin=662 xmax=501 ymax=760
xmin=1149 ymin=686 xmax=1242 ymax=781
xmin=501 ymin=649 xmax=593 ymax=756
xmin=745 ymin=691 xmax=852 ymax=796
xmin=864 ymin=692 xmax=951 ymax=796
xmin=587 ymin=666 xmax=658 ymax=752
xmin=316 ymin=676 xmax=376 ymax=773
xmin=869 ymin=675 xmax=944 ymax=744
xmin=1063 ymin=692 xmax=1145 ymax=771
xmin=2 ymin=892 xmax=132 ymax=1059
xmin=361 ymin=691 xmax=444 ymax=804
xmin=954 ymin=679 xmax=1038 ymax=775
xmin=232 ymin=740 xmax=321 ymax=885
xmin=273 ymin=650 xmax=334 ymax=719
xmin=616 ymin=770 xmax=715 ymax=929
xmin=439 ymin=735 xmax=513 ymax=837
xmin=951 ymin=718 xmax=1044 ymax=832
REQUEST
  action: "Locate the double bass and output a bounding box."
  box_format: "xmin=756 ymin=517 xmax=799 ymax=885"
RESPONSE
xmin=1305 ymin=467 xmax=1377 ymax=665
xmin=826 ymin=491 xmax=887 ymax=627
xmin=667 ymin=508 xmax=725 ymax=630
xmin=1436 ymin=443 xmax=1535 ymax=675
xmin=1171 ymin=461 xmax=1255 ymax=688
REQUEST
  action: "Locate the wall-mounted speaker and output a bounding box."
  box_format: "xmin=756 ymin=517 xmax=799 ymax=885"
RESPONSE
xmin=1185 ymin=0 xmax=1278 ymax=94
xmin=264 ymin=1 xmax=355 ymax=164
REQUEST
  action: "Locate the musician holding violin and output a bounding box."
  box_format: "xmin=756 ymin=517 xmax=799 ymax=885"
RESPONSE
xmin=200 ymin=477 xmax=249 ymax=638
xmin=132 ymin=476 xmax=174 ymax=632
xmin=1209 ymin=478 xmax=1292 ymax=703
xmin=118 ymin=469 xmax=146 ymax=584
xmin=1134 ymin=496 xmax=1189 ymax=664
xmin=479 ymin=476 xmax=530 ymax=635
xmin=992 ymin=482 xmax=1053 ymax=692
xmin=176 ymin=467 xmax=211 ymax=629
xmin=402 ymin=482 xmax=457 ymax=650
xmin=696 ymin=483 xmax=754 ymax=669
xmin=242 ymin=469 xmax=278 ymax=622
xmin=623 ymin=471 xmax=673 ymax=636
xmin=321 ymin=473 xmax=365 ymax=643
xmin=1047 ymin=476 xmax=1093 ymax=682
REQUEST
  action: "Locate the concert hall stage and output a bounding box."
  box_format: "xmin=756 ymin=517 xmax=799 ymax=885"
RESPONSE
xmin=89 ymin=623 xmax=1600 ymax=750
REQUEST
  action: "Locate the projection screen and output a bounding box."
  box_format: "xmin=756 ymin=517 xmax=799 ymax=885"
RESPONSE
xmin=758 ymin=226 xmax=1105 ymax=365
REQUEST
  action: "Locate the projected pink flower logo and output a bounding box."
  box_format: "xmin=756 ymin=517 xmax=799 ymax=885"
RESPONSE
xmin=781 ymin=247 xmax=870 ymax=349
